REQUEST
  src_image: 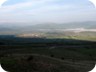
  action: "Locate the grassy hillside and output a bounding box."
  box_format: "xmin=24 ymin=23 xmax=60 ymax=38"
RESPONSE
xmin=0 ymin=37 xmax=96 ymax=72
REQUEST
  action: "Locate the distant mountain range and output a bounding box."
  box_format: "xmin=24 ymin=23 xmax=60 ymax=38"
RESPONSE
xmin=28 ymin=21 xmax=96 ymax=29
xmin=0 ymin=21 xmax=96 ymax=35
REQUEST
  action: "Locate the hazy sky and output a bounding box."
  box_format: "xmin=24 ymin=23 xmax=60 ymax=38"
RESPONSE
xmin=0 ymin=0 xmax=96 ymax=24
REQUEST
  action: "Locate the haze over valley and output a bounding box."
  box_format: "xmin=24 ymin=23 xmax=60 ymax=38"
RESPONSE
xmin=0 ymin=21 xmax=96 ymax=41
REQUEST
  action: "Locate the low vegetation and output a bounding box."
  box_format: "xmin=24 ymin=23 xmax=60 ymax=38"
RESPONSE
xmin=0 ymin=36 xmax=96 ymax=72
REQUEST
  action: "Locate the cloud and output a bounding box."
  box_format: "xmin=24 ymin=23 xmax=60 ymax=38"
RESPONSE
xmin=0 ymin=1 xmax=33 ymax=12
xmin=0 ymin=0 xmax=75 ymax=12
xmin=0 ymin=0 xmax=96 ymax=23
xmin=0 ymin=0 xmax=7 ymax=7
